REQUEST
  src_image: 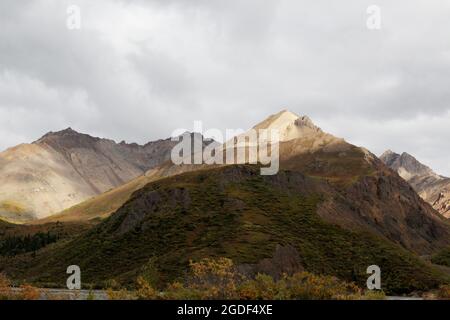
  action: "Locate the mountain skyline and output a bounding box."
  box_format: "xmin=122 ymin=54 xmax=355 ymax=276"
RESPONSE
xmin=1 ymin=112 xmax=449 ymax=177
xmin=1 ymin=109 xmax=446 ymax=175
xmin=2 ymin=109 xmax=449 ymax=223
xmin=1 ymin=1 xmax=450 ymax=177
xmin=1 ymin=110 xmax=447 ymax=178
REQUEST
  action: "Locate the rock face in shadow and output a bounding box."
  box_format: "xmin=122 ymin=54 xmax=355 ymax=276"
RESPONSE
xmin=237 ymin=245 xmax=304 ymax=280
xmin=116 ymin=187 xmax=191 ymax=235
xmin=320 ymin=169 xmax=450 ymax=254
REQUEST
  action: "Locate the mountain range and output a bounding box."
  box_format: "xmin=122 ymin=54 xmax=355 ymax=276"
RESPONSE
xmin=1 ymin=110 xmax=450 ymax=294
xmin=0 ymin=128 xmax=216 ymax=222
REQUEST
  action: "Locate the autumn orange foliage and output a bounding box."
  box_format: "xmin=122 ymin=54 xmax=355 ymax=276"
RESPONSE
xmin=132 ymin=257 xmax=383 ymax=300
xmin=0 ymin=273 xmax=40 ymax=300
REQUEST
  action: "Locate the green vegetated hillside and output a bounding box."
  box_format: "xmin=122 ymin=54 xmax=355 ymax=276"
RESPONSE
xmin=432 ymin=247 xmax=450 ymax=268
xmin=1 ymin=165 xmax=448 ymax=294
xmin=0 ymin=220 xmax=91 ymax=240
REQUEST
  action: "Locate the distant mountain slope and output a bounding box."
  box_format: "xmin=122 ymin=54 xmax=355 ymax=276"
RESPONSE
xmin=0 ymin=201 xmax=36 ymax=223
xmin=33 ymin=135 xmax=217 ymax=224
xmin=381 ymin=150 xmax=450 ymax=218
xmin=3 ymin=166 xmax=448 ymax=294
xmin=0 ymin=128 xmax=178 ymax=221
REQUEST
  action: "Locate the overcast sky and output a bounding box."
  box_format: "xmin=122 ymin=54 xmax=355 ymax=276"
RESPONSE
xmin=1 ymin=0 xmax=450 ymax=175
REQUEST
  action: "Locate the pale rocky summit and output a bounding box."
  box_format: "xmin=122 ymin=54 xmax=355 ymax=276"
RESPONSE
xmin=243 ymin=109 xmax=342 ymax=146
xmin=0 ymin=128 xmax=178 ymax=221
xmin=252 ymin=110 xmax=324 ymax=141
xmin=380 ymin=150 xmax=450 ymax=218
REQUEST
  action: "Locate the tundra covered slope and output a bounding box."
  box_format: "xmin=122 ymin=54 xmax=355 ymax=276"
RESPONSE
xmin=2 ymin=165 xmax=448 ymax=294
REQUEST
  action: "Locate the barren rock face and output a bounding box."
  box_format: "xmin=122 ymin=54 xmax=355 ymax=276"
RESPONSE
xmin=0 ymin=128 xmax=178 ymax=221
xmin=381 ymin=150 xmax=450 ymax=218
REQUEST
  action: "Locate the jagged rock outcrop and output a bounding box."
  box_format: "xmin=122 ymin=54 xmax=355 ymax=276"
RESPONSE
xmin=381 ymin=150 xmax=450 ymax=218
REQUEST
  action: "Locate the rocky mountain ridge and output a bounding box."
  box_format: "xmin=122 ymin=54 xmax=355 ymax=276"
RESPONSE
xmin=381 ymin=150 xmax=450 ymax=218
xmin=36 ymin=111 xmax=450 ymax=256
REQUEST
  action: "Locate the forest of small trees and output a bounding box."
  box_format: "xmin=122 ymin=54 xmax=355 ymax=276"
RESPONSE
xmin=0 ymin=232 xmax=58 ymax=256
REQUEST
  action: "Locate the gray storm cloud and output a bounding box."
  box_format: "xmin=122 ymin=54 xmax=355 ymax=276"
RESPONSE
xmin=0 ymin=0 xmax=449 ymax=175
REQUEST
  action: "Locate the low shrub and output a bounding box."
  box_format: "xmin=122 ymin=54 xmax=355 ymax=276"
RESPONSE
xmin=0 ymin=273 xmax=40 ymax=300
xmin=437 ymin=285 xmax=450 ymax=299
